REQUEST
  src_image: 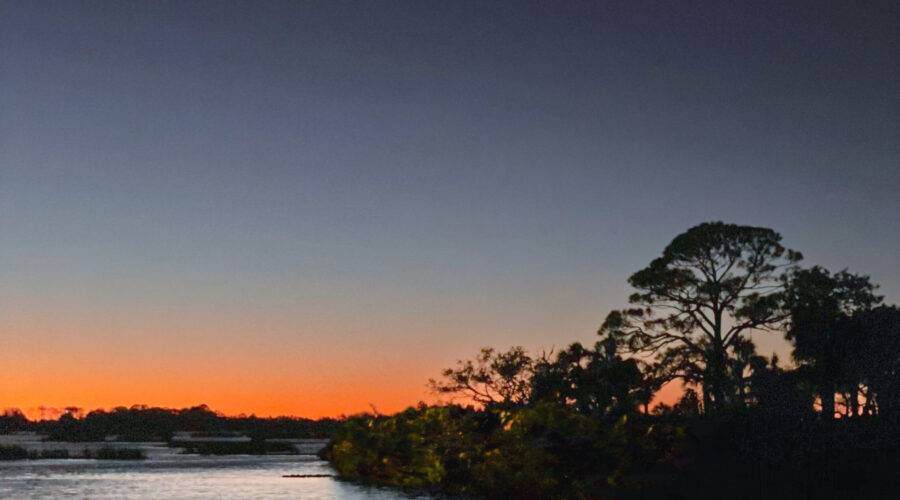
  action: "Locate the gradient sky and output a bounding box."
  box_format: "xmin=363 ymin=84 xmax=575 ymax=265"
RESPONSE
xmin=1 ymin=1 xmax=898 ymax=418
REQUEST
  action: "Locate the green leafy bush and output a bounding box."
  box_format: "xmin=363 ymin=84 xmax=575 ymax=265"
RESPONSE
xmin=321 ymin=403 xmax=686 ymax=499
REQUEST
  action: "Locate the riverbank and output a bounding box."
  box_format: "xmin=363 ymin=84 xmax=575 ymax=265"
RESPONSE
xmin=0 ymin=447 xmax=413 ymax=499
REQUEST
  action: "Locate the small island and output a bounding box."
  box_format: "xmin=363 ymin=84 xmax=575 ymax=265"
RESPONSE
xmin=319 ymin=223 xmax=900 ymax=499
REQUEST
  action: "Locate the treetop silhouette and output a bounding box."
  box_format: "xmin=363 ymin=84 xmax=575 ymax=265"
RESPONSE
xmin=599 ymin=222 xmax=802 ymax=411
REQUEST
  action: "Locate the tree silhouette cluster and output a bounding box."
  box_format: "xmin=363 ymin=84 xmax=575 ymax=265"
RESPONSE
xmin=362 ymin=222 xmax=900 ymax=498
xmin=0 ymin=404 xmax=340 ymax=442
xmin=431 ymin=222 xmax=900 ymax=422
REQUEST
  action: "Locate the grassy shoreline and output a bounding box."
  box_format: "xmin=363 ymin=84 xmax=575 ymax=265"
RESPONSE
xmin=0 ymin=445 xmax=145 ymax=460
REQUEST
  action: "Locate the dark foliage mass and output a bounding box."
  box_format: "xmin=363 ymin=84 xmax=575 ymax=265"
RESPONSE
xmin=325 ymin=222 xmax=900 ymax=498
xmin=0 ymin=404 xmax=341 ymax=443
xmin=321 ymin=403 xmax=687 ymax=499
xmin=170 ymin=438 xmax=297 ymax=455
xmin=0 ymin=445 xmax=145 ymax=460
xmin=0 ymin=445 xmax=29 ymax=461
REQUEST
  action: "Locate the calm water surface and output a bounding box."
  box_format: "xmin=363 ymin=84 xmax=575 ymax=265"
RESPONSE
xmin=0 ymin=442 xmax=430 ymax=499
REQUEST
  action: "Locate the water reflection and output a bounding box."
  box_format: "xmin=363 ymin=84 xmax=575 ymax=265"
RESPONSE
xmin=0 ymin=444 xmax=429 ymax=499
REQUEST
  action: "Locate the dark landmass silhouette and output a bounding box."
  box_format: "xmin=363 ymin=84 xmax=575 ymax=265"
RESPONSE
xmin=322 ymin=223 xmax=900 ymax=499
xmin=0 ymin=403 xmax=340 ymax=443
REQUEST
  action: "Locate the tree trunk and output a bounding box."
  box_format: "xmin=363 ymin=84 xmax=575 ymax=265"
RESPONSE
xmin=710 ymin=309 xmax=728 ymax=412
xmin=702 ymin=384 xmax=712 ymax=414
xmin=820 ymin=377 xmax=835 ymax=420
xmin=709 ymin=341 xmax=728 ymax=413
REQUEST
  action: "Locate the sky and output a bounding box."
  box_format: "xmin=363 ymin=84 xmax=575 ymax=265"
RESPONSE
xmin=1 ymin=0 xmax=898 ymax=418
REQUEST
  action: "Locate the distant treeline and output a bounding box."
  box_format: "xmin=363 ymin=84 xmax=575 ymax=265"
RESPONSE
xmin=0 ymin=404 xmax=341 ymax=442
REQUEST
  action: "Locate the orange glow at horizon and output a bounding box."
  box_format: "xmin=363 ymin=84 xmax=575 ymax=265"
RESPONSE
xmin=1 ymin=346 xmax=438 ymax=421
xmin=5 ymin=356 xmax=685 ymax=422
xmin=1 ymin=294 xmax=688 ymax=420
xmin=8 ymin=379 xmax=684 ymax=422
xmin=0 ymin=304 xmax=443 ymax=420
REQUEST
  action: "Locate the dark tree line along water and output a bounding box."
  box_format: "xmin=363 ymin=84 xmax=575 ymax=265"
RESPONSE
xmin=323 ymin=222 xmax=900 ymax=499
xmin=0 ymin=404 xmax=340 ymax=443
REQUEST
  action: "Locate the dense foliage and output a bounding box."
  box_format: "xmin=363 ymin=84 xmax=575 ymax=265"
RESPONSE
xmin=321 ymin=403 xmax=686 ymax=499
xmin=323 ymin=222 xmax=900 ymax=498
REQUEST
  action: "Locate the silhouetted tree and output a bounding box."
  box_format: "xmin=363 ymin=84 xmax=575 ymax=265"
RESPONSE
xmin=747 ymin=354 xmax=815 ymax=417
xmin=0 ymin=409 xmax=28 ymax=434
xmin=599 ymin=222 xmax=802 ymax=412
xmin=673 ymin=387 xmax=702 ymax=415
xmin=429 ymin=347 xmax=534 ymax=407
xmin=530 ymin=339 xmax=651 ymax=417
xmin=784 ymin=266 xmax=882 ymax=419
xmin=845 ymin=305 xmax=900 ymax=419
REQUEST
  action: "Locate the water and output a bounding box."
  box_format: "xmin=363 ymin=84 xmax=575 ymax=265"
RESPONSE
xmin=0 ymin=440 xmax=430 ymax=499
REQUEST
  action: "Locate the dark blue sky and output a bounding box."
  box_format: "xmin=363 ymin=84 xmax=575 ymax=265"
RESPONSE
xmin=1 ymin=1 xmax=897 ymax=414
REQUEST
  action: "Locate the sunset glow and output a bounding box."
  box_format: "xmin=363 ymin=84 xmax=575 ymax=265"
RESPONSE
xmin=2 ymin=1 xmax=897 ymax=423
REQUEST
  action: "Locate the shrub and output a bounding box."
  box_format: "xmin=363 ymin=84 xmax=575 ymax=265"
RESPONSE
xmin=0 ymin=445 xmax=28 ymax=460
xmin=35 ymin=449 xmax=69 ymax=459
xmin=92 ymin=447 xmax=145 ymax=460
xmin=321 ymin=403 xmax=687 ymax=499
xmin=171 ymin=439 xmax=296 ymax=455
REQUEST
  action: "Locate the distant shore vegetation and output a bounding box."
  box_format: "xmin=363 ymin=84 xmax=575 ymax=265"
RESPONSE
xmin=0 ymin=404 xmax=339 ymax=458
xmin=0 ymin=445 xmax=145 ymax=461
xmin=0 ymin=404 xmax=339 ymax=442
